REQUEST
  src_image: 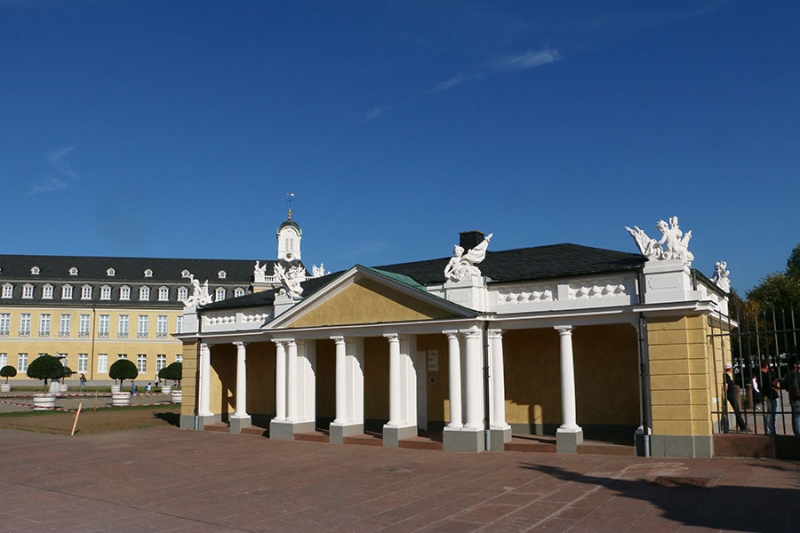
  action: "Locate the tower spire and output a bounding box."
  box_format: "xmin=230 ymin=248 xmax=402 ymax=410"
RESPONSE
xmin=287 ymin=192 xmax=295 ymax=220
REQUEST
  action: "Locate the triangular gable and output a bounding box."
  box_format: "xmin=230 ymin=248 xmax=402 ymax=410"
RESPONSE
xmin=267 ymin=265 xmax=475 ymax=330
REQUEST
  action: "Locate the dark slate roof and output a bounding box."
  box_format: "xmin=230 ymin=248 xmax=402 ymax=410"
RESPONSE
xmin=0 ymin=254 xmax=266 ymax=283
xmin=201 ymin=244 xmax=646 ymax=312
xmin=375 ymin=243 xmax=646 ymax=286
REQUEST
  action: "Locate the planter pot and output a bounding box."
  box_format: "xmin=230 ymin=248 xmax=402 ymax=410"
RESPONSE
xmin=160 ymin=386 xmax=172 ymax=395
xmin=111 ymin=392 xmax=131 ymax=407
xmin=171 ymin=390 xmax=182 ymax=403
xmin=0 ymin=384 xmax=10 ymax=392
xmin=49 ymin=381 xmax=61 ymax=394
xmin=59 ymin=384 xmax=68 ymax=393
xmin=33 ymin=394 xmax=56 ymax=410
xmin=111 ymin=385 xmax=121 ymax=394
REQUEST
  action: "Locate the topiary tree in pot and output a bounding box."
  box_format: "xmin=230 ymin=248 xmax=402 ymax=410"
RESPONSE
xmin=159 ymin=362 xmax=182 ymax=388
xmin=26 ymin=354 xmax=65 ymax=389
xmin=109 ymin=359 xmax=138 ymax=390
xmin=0 ymin=365 xmax=16 ymax=391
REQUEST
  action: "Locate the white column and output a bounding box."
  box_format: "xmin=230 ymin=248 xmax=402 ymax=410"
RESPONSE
xmin=233 ymin=342 xmax=248 ymax=418
xmin=198 ymin=342 xmax=212 ymax=417
xmin=446 ymin=331 xmax=462 ymax=428
xmin=489 ymin=329 xmax=509 ymax=429
xmin=385 ymin=333 xmax=401 ymax=426
xmin=556 ymin=326 xmax=579 ymax=431
xmin=274 ymin=340 xmax=287 ymax=421
xmin=463 ymin=327 xmax=484 ymax=430
xmin=333 ymin=336 xmax=347 ymax=423
xmin=286 ymin=339 xmax=298 ymax=422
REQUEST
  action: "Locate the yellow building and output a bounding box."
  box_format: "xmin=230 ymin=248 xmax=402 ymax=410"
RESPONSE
xmin=175 ymin=218 xmax=733 ymax=458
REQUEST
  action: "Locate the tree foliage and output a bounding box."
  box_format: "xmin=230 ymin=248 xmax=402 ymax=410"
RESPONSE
xmin=159 ymin=362 xmax=182 ymax=383
xmin=0 ymin=365 xmax=17 ymax=383
xmin=787 ymin=243 xmax=800 ymax=279
xmin=109 ymin=359 xmax=139 ymax=387
xmin=26 ymin=355 xmax=65 ymax=385
xmin=745 ymin=242 xmax=800 ymax=313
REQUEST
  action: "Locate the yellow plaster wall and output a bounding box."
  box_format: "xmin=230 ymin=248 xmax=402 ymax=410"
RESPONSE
xmin=180 ymin=341 xmax=198 ymax=418
xmin=287 ymin=277 xmax=455 ymax=328
xmin=647 ymin=315 xmax=714 ymax=436
xmin=209 ymin=344 xmax=236 ymax=417
xmin=503 ymin=325 xmax=639 ymax=427
xmin=244 ymin=342 xmax=275 ymax=416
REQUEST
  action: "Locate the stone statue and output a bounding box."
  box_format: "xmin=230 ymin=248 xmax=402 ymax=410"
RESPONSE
xmin=712 ymin=261 xmax=731 ymax=292
xmin=312 ymin=263 xmax=326 ymax=278
xmin=274 ymin=263 xmax=304 ymax=300
xmin=626 ymin=216 xmax=693 ymax=265
xmin=183 ymin=274 xmax=214 ymax=307
xmin=254 ymin=260 xmax=268 ymax=283
xmin=444 ymin=233 xmax=493 ymax=282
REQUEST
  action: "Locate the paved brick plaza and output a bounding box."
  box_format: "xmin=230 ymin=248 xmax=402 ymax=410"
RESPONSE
xmin=0 ymin=427 xmax=797 ymax=532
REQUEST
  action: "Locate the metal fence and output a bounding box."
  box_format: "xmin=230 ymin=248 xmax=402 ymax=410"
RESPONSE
xmin=710 ymin=306 xmax=798 ymax=435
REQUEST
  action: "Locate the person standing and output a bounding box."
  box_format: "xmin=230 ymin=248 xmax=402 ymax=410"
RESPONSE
xmin=759 ymin=361 xmax=780 ymax=435
xmin=725 ymin=364 xmax=749 ymax=433
xmin=783 ymin=358 xmax=800 ymax=436
xmin=79 ymin=373 xmax=87 ymax=390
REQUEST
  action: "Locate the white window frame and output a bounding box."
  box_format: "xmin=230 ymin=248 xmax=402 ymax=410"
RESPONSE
xmin=139 ymin=286 xmax=150 ymax=301
xmin=177 ymin=287 xmax=188 ymax=302
xmin=31 ymin=266 xmax=40 ymax=275
xmin=137 ymin=354 xmax=147 ymax=373
xmin=62 ymin=285 xmax=73 ymax=299
xmin=106 ymin=267 xmax=116 ymax=277
xmin=158 ymin=286 xmax=169 ymax=301
xmin=144 ymin=269 xmax=153 ymax=278
xmin=78 ymin=314 xmax=91 ymax=337
xmin=0 ymin=353 xmax=6 ymax=368
xmin=22 ymin=284 xmax=34 ymax=299
xmin=100 ymin=285 xmax=112 ymax=300
xmin=78 ymin=353 xmax=88 ymax=373
xmin=39 ymin=313 xmax=51 ymax=337
xmin=118 ymin=315 xmax=129 ymax=338
xmin=175 ymin=354 xmax=183 ymax=363
xmin=218 ymin=270 xmax=227 ymax=279
xmin=156 ymin=315 xmax=168 ymax=338
xmin=156 ymin=354 xmax=167 ymax=372
xmin=234 ymin=287 xmax=245 ymax=298
xmin=19 ymin=313 xmax=31 ymax=336
xmin=69 ymin=267 xmax=78 ymax=276
xmin=175 ymin=315 xmax=184 ymax=334
xmin=42 ymin=284 xmax=54 ymax=299
xmin=120 ymin=286 xmax=130 ymax=300
xmin=0 ymin=313 xmax=10 ymax=336
xmin=18 ymin=353 xmax=28 ymax=372
xmin=1 ymin=284 xmax=12 ymax=298
xmin=97 ymin=354 xmax=108 ymax=374
xmin=81 ymin=285 xmax=92 ymax=300
xmin=215 ymin=287 xmax=225 ymax=301
xmin=137 ymin=315 xmax=149 ymax=338
xmin=59 ymin=314 xmax=71 ymax=337
xmin=98 ymin=314 xmax=110 ymax=337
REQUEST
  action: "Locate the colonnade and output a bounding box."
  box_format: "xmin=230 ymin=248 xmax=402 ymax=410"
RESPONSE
xmin=195 ymin=324 xmax=583 ymax=452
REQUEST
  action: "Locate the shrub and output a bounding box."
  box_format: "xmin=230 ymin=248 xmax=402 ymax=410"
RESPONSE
xmin=0 ymin=365 xmax=16 ymax=383
xmin=26 ymin=355 xmax=65 ymax=386
xmin=109 ymin=359 xmax=139 ymax=388
xmin=159 ymin=362 xmax=182 ymax=385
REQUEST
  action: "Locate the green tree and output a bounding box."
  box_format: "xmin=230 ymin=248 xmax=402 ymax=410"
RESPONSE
xmin=26 ymin=354 xmax=66 ymax=387
xmin=158 ymin=362 xmax=182 ymax=385
xmin=0 ymin=365 xmax=17 ymax=384
xmin=786 ymin=243 xmax=800 ymax=279
xmin=109 ymin=359 xmax=139 ymax=389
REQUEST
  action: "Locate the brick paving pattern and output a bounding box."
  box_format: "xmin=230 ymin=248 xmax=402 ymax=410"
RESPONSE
xmin=0 ymin=427 xmax=797 ymax=532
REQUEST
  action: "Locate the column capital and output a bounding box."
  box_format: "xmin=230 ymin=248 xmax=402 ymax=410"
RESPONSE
xmin=488 ymin=329 xmax=503 ymax=339
xmin=461 ymin=326 xmax=482 ymax=339
xmin=443 ymin=330 xmax=459 ymax=339
xmin=383 ymin=333 xmax=399 ymax=343
xmin=554 ymin=325 xmax=573 ymax=335
xmin=232 ymin=341 xmax=248 ymax=348
xmin=331 ymin=335 xmax=345 ymax=345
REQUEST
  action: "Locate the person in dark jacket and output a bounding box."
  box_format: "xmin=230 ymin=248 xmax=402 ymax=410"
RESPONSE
xmin=783 ymin=358 xmax=800 ymax=436
xmin=725 ymin=364 xmax=749 ymax=433
xmin=759 ymin=361 xmax=780 ymax=435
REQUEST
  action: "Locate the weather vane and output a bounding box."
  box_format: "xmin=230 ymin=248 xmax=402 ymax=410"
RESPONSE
xmin=287 ymin=192 xmax=295 ymax=220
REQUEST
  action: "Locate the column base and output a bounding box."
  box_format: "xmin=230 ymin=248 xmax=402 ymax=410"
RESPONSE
xmin=443 ymin=427 xmax=485 ymax=453
xmin=270 ymin=420 xmax=316 ymax=440
xmin=556 ymin=426 xmax=583 ymax=454
xmin=488 ymin=426 xmax=512 ymax=451
xmin=230 ymin=415 xmax=252 ymax=434
xmin=329 ymin=422 xmax=364 ymax=444
xmin=180 ymin=413 xmax=219 ymax=430
xmin=383 ymin=424 xmax=417 ymax=448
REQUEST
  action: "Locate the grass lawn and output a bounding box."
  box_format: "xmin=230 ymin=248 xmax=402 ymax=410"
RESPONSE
xmin=0 ymin=404 xmax=181 ymax=436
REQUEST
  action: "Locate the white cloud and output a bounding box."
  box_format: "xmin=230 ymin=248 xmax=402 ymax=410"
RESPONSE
xmin=25 ymin=176 xmax=69 ymax=196
xmin=491 ymin=48 xmax=561 ymax=72
xmin=45 ymin=145 xmax=78 ymax=180
xmin=25 ymin=145 xmax=79 ymax=196
xmin=430 ymin=73 xmax=469 ymax=93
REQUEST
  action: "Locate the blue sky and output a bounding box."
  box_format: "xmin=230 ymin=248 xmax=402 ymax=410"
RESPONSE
xmin=1 ymin=1 xmax=798 ymax=295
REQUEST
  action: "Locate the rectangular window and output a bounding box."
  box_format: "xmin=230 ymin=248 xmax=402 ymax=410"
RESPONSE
xmin=0 ymin=353 xmax=6 ymax=368
xmin=39 ymin=313 xmax=51 ymax=337
xmin=19 ymin=313 xmax=31 ymax=336
xmin=79 ymin=314 xmax=91 ymax=337
xmin=120 ymin=286 xmax=130 ymax=300
xmin=0 ymin=313 xmax=10 ymax=336
xmin=139 ymin=287 xmax=150 ymax=301
xmin=156 ymin=354 xmax=167 ymax=372
xmin=137 ymin=315 xmax=149 ymax=338
xmin=57 ymin=353 xmax=68 ymax=367
xmin=176 ymin=354 xmax=183 ymax=363
xmin=97 ymin=354 xmax=108 ymax=374
xmin=177 ymin=287 xmax=188 ymax=301
xmin=62 ymin=285 xmax=73 ymax=299
xmin=59 ymin=314 xmax=71 ymax=336
xmin=98 ymin=314 xmax=110 ymax=337
xmin=137 ymin=354 xmax=147 ymax=373
xmin=81 ymin=286 xmax=92 ymax=300
xmin=22 ymin=285 xmax=34 ymax=299
xmin=215 ymin=287 xmax=225 ymax=301
xmin=78 ymin=353 xmax=88 ymax=373
xmin=175 ymin=315 xmax=184 ymax=334
xmin=117 ymin=353 xmax=127 ymax=360
xmin=100 ymin=286 xmax=112 ymax=300
xmin=43 ymin=285 xmax=54 ymax=299
xmin=1 ymin=285 xmax=12 ymax=298
xmin=156 ymin=315 xmax=168 ymax=338
xmin=18 ymin=353 xmax=28 ymax=372
xmin=118 ymin=315 xmax=129 ymax=338
xmin=158 ymin=287 xmax=169 ymax=301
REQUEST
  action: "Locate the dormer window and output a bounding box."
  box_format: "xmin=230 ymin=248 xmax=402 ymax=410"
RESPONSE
xmin=31 ymin=266 xmax=40 ymax=275
xmin=139 ymin=286 xmax=150 ymax=301
xmin=2 ymin=284 xmax=13 ymax=298
xmin=106 ymin=268 xmax=116 ymax=277
xmin=177 ymin=287 xmax=189 ymax=301
xmin=217 ymin=270 xmax=227 ymax=279
xmin=215 ymin=287 xmax=226 ymax=301
xmin=181 ymin=270 xmax=191 ymax=278
xmin=69 ymin=267 xmax=78 ymax=276
xmin=100 ymin=286 xmax=112 ymax=300
xmin=234 ymin=287 xmax=245 ymax=298
xmin=81 ymin=285 xmax=92 ymax=300
xmin=120 ymin=286 xmax=131 ymax=300
xmin=144 ymin=269 xmax=153 ymax=278
xmin=158 ymin=286 xmax=169 ymax=301
xmin=22 ymin=284 xmax=34 ymax=299
xmin=62 ymin=285 xmax=73 ymax=299
xmin=42 ymin=285 xmax=54 ymax=299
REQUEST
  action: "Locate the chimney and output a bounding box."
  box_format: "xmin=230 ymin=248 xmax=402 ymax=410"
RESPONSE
xmin=459 ymin=230 xmax=485 ymax=251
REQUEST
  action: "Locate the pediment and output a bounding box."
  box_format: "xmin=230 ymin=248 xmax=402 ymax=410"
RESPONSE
xmin=269 ymin=266 xmax=473 ymax=329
